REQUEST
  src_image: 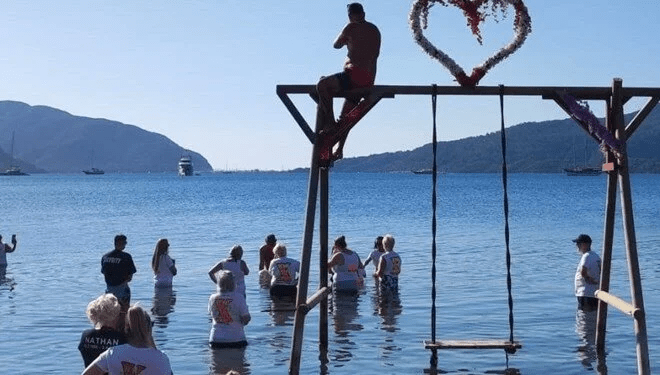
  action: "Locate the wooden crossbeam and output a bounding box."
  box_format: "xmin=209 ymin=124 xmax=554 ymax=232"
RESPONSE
xmin=595 ymin=290 xmax=643 ymax=320
xmin=424 ymin=339 xmax=521 ymax=351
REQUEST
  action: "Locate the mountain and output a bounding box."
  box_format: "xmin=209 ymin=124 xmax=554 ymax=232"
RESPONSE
xmin=0 ymin=101 xmax=212 ymax=173
xmin=330 ymin=107 xmax=660 ymax=173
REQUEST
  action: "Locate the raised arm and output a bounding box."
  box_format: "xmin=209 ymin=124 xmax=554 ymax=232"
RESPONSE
xmin=208 ymin=262 xmax=223 ymax=284
xmin=333 ymin=24 xmax=350 ymax=49
xmin=6 ymin=234 xmax=17 ymax=253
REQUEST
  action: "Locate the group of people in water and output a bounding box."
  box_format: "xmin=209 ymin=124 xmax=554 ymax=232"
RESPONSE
xmin=76 ymin=232 xmax=401 ymax=374
xmin=79 ymin=235 xmax=175 ymax=374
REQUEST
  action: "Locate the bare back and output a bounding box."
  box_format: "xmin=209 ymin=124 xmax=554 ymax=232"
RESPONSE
xmin=338 ymin=20 xmax=381 ymax=77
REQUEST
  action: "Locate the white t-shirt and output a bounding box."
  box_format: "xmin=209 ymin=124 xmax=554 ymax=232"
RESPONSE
xmin=216 ymin=259 xmax=247 ymax=295
xmin=208 ymin=290 xmax=250 ymax=343
xmin=366 ymin=250 xmax=384 ymax=268
xmin=90 ymin=344 xmax=172 ymax=375
xmin=154 ymin=254 xmax=175 ymax=287
xmin=269 ymin=257 xmax=300 ymax=286
xmin=332 ymin=251 xmax=360 ymax=284
xmin=380 ymin=251 xmax=401 ymax=278
xmin=575 ymin=251 xmax=601 ymax=297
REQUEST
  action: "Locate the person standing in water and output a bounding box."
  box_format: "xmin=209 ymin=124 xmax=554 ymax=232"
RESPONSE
xmin=101 ymin=234 xmax=136 ymax=310
xmin=376 ymin=234 xmax=401 ymax=293
xmin=328 ymin=235 xmax=364 ymax=293
xmin=363 ymin=236 xmax=384 ymax=275
xmin=209 ymin=245 xmax=250 ymax=297
xmin=151 ymin=238 xmax=177 ymax=288
xmin=573 ymin=234 xmax=601 ymax=312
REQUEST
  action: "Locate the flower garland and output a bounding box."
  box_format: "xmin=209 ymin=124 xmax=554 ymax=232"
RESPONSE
xmin=409 ymin=0 xmax=532 ymax=87
xmin=560 ymin=92 xmax=623 ymax=158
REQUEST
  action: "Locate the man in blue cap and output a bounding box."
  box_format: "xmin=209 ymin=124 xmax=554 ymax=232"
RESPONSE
xmin=573 ymin=234 xmax=601 ymax=311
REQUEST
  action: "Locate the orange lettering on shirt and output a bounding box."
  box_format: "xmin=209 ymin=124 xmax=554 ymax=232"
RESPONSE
xmin=214 ymin=299 xmax=234 ymax=324
xmin=121 ymin=361 xmax=147 ymax=375
xmin=277 ymin=263 xmax=292 ymax=282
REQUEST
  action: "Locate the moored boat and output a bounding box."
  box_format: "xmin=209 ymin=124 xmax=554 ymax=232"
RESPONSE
xmin=564 ymin=167 xmax=602 ymax=176
xmin=178 ymin=156 xmax=194 ymax=176
xmin=83 ymin=167 xmax=105 ymax=175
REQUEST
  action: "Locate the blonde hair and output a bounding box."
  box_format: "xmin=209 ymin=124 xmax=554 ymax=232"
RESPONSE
xmin=216 ymin=270 xmax=236 ymax=292
xmin=125 ymin=304 xmax=156 ymax=348
xmin=86 ymin=293 xmax=121 ymax=329
xmin=273 ymin=243 xmax=287 ymax=258
xmin=382 ymin=234 xmax=395 ymax=251
xmin=151 ymin=238 xmax=169 ymax=273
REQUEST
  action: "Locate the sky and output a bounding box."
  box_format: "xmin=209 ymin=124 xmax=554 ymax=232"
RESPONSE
xmin=0 ymin=1 xmax=658 ymax=171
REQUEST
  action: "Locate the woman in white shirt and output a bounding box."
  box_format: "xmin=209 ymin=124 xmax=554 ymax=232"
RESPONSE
xmin=151 ymin=239 xmax=177 ymax=288
xmin=208 ymin=270 xmax=251 ymax=348
xmin=82 ymin=305 xmax=172 ymax=375
xmin=208 ymin=245 xmax=250 ymax=297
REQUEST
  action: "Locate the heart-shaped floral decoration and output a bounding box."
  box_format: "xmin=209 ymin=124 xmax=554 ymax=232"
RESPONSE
xmin=410 ymin=0 xmax=532 ymax=87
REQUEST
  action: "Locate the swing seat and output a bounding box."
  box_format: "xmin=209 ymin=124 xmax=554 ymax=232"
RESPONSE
xmin=424 ymin=339 xmax=521 ymax=352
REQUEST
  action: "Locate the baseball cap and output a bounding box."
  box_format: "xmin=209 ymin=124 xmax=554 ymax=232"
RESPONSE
xmin=572 ymin=234 xmax=592 ymax=244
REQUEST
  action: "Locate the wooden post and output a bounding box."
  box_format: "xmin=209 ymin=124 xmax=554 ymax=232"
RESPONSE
xmin=596 ymin=99 xmax=617 ymax=354
xmin=612 ymin=78 xmax=651 ymax=375
xmin=289 ymin=142 xmax=321 ymax=375
xmin=319 ymin=166 xmax=330 ymax=360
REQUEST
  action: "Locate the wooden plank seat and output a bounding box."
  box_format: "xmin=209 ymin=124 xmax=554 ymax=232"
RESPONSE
xmin=424 ymin=339 xmax=522 ymax=351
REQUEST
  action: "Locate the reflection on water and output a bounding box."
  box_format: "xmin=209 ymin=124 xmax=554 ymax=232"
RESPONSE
xmin=329 ymin=291 xmax=364 ymax=363
xmin=151 ymin=286 xmax=176 ymax=328
xmin=372 ymin=282 xmax=402 ymax=363
xmin=0 ymin=266 xmax=16 ymax=315
xmin=209 ymin=346 xmax=249 ymax=375
xmin=575 ymin=308 xmax=608 ymax=374
xmin=268 ymin=296 xmax=295 ymax=326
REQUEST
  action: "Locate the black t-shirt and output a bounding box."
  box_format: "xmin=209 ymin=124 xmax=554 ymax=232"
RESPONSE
xmin=78 ymin=327 xmax=127 ymax=367
xmin=101 ymin=249 xmax=137 ymax=287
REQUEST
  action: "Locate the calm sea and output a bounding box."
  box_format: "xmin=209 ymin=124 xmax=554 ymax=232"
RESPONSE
xmin=1 ymin=172 xmax=659 ymax=374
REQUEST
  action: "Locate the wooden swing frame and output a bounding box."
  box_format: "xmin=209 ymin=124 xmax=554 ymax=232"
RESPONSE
xmin=276 ymin=78 xmax=660 ymax=375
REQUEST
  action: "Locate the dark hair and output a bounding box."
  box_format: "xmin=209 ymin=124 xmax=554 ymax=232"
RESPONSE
xmin=347 ymin=3 xmax=364 ymax=15
xmin=334 ymin=235 xmax=347 ymax=249
xmin=374 ymin=236 xmax=384 ymax=249
xmin=266 ymin=234 xmax=277 ymax=244
xmin=114 ymin=234 xmax=127 ymax=246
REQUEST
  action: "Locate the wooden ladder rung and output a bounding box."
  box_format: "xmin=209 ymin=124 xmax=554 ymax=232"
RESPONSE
xmin=424 ymin=339 xmax=522 ymax=350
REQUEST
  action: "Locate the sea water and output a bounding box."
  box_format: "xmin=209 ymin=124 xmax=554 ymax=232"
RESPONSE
xmin=0 ymin=172 xmax=659 ymax=374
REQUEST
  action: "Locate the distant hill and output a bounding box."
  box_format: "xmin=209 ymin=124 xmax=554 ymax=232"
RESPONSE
xmin=329 ymin=107 xmax=660 ymax=173
xmin=0 ymin=101 xmax=212 ymax=173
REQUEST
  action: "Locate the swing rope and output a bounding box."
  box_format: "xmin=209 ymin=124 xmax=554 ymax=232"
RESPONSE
xmin=427 ymin=85 xmax=519 ymax=364
xmin=499 ymin=85 xmax=516 ymax=355
xmin=431 ymin=84 xmax=438 ymax=346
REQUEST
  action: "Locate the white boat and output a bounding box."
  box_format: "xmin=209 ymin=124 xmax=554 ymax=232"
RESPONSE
xmin=1 ymin=132 xmax=28 ymax=176
xmin=178 ymin=156 xmax=194 ymax=176
xmin=1 ymin=166 xmax=28 ymax=176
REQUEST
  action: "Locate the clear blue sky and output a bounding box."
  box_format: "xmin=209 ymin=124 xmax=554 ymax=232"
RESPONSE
xmin=1 ymin=1 xmax=658 ymax=170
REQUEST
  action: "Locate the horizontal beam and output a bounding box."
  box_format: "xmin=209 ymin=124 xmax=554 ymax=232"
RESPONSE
xmin=424 ymin=339 xmax=522 ymax=350
xmin=298 ymin=286 xmax=331 ymax=315
xmin=277 ymin=84 xmax=660 ymax=100
xmin=595 ymin=290 xmax=643 ymax=320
